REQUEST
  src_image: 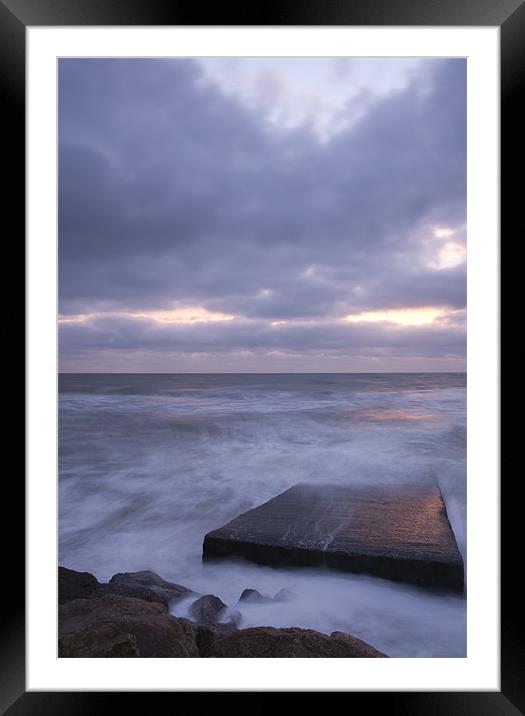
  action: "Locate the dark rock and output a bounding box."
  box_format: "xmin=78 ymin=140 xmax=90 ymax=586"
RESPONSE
xmin=109 ymin=570 xmax=192 ymax=606
xmin=58 ymin=595 xmax=199 ymax=657
xmin=59 ymin=566 xmax=177 ymax=608
xmin=189 ymin=594 xmax=228 ymax=624
xmin=61 ymin=629 xmax=140 ymax=658
xmin=107 ymin=582 xmax=168 ymax=607
xmin=197 ymin=622 xmax=238 ymax=653
xmin=180 ymin=619 xmax=238 ymax=656
xmin=237 ymin=587 xmax=294 ymax=605
xmin=58 ymin=566 xmax=106 ymax=604
xmin=238 ymin=588 xmax=272 ymax=604
xmin=205 ymin=626 xmax=387 ymax=658
xmin=203 ymin=482 xmax=464 ymax=593
xmin=330 ymin=631 xmax=388 ymax=657
xmin=221 ymin=609 xmax=242 ymax=627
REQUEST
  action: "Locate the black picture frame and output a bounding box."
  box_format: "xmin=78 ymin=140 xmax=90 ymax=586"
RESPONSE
xmin=7 ymin=0 xmax=514 ymax=712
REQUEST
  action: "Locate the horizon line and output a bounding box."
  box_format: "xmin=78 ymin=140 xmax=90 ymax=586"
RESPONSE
xmin=58 ymin=370 xmax=467 ymax=375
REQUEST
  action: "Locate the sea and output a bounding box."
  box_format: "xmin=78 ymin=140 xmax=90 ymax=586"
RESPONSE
xmin=58 ymin=372 xmax=466 ymax=657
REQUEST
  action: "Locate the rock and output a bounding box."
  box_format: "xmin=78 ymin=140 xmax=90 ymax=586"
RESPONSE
xmin=180 ymin=619 xmax=238 ymax=656
xmin=58 ymin=595 xmax=199 ymax=657
xmin=221 ymin=609 xmax=242 ymax=627
xmin=330 ymin=631 xmax=388 ymax=657
xmin=237 ymin=587 xmax=294 ymax=604
xmin=107 ymin=582 xmax=168 ymax=607
xmin=189 ymin=594 xmax=228 ymax=624
xmin=238 ymin=588 xmax=272 ymax=604
xmin=61 ymin=630 xmax=140 ymax=658
xmin=205 ymin=626 xmax=387 ymax=658
xmin=109 ymin=570 xmax=192 ymax=606
xmin=203 ymin=482 xmax=464 ymax=593
xmin=59 ymin=566 xmax=179 ymax=608
xmin=58 ymin=566 xmax=105 ymax=604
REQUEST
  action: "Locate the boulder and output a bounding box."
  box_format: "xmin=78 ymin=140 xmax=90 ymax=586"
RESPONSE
xmin=236 ymin=588 xmax=295 ymax=605
xmin=189 ymin=594 xmax=228 ymax=624
xmin=58 ymin=566 xmax=106 ymax=604
xmin=61 ymin=629 xmax=141 ymax=658
xmin=205 ymin=626 xmax=387 ymax=658
xmin=238 ymin=588 xmax=272 ymax=604
xmin=58 ymin=595 xmax=199 ymax=657
xmin=222 ymin=609 xmax=242 ymax=627
xmin=59 ymin=566 xmax=178 ymax=608
xmin=330 ymin=631 xmax=388 ymax=657
xmin=179 ymin=619 xmax=238 ymax=656
xmin=107 ymin=582 xmax=168 ymax=607
xmin=203 ymin=482 xmax=464 ymax=593
xmin=109 ymin=570 xmax=192 ymax=606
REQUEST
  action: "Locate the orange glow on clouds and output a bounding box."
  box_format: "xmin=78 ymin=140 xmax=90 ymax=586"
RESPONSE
xmin=58 ymin=313 xmax=92 ymax=324
xmin=345 ymin=307 xmax=443 ymax=326
xmin=433 ymin=227 xmax=456 ymax=238
xmin=427 ymin=241 xmax=466 ymax=270
xmin=427 ymin=226 xmax=466 ymax=270
xmin=58 ymin=307 xmax=236 ymax=325
xmin=128 ymin=307 xmax=235 ymax=324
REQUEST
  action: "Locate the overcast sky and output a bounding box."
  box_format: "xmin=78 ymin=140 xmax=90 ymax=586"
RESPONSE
xmin=58 ymin=57 xmax=466 ymax=373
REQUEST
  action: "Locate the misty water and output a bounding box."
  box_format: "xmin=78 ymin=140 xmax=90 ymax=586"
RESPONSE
xmin=59 ymin=373 xmax=466 ymax=657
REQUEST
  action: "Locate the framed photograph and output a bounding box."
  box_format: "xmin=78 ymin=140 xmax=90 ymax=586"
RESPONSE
xmin=8 ymin=0 xmax=513 ymax=711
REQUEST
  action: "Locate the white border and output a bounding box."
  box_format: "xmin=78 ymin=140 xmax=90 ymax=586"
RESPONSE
xmin=27 ymin=26 xmax=499 ymax=691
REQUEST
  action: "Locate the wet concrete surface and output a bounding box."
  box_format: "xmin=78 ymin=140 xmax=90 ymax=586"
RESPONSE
xmin=203 ymin=482 xmax=464 ymax=594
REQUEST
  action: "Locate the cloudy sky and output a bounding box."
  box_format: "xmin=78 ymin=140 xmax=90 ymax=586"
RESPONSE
xmin=58 ymin=57 xmax=466 ymax=372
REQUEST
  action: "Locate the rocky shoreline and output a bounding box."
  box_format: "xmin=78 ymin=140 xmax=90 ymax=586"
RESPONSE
xmin=59 ymin=567 xmax=387 ymax=658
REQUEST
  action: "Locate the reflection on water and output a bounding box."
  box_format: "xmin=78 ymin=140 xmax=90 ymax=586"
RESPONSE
xmin=352 ymin=408 xmax=436 ymax=423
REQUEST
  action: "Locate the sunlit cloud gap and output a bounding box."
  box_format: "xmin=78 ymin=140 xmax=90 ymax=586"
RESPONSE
xmin=433 ymin=227 xmax=457 ymax=238
xmin=129 ymin=307 xmax=235 ymax=324
xmin=426 ymin=241 xmax=466 ymax=270
xmin=58 ymin=307 xmax=236 ymax=325
xmin=59 ymin=307 xmax=459 ymax=328
xmin=344 ymin=307 xmax=444 ymax=326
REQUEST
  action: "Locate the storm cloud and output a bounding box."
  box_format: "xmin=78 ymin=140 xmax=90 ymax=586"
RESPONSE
xmin=58 ymin=58 xmax=466 ymax=371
